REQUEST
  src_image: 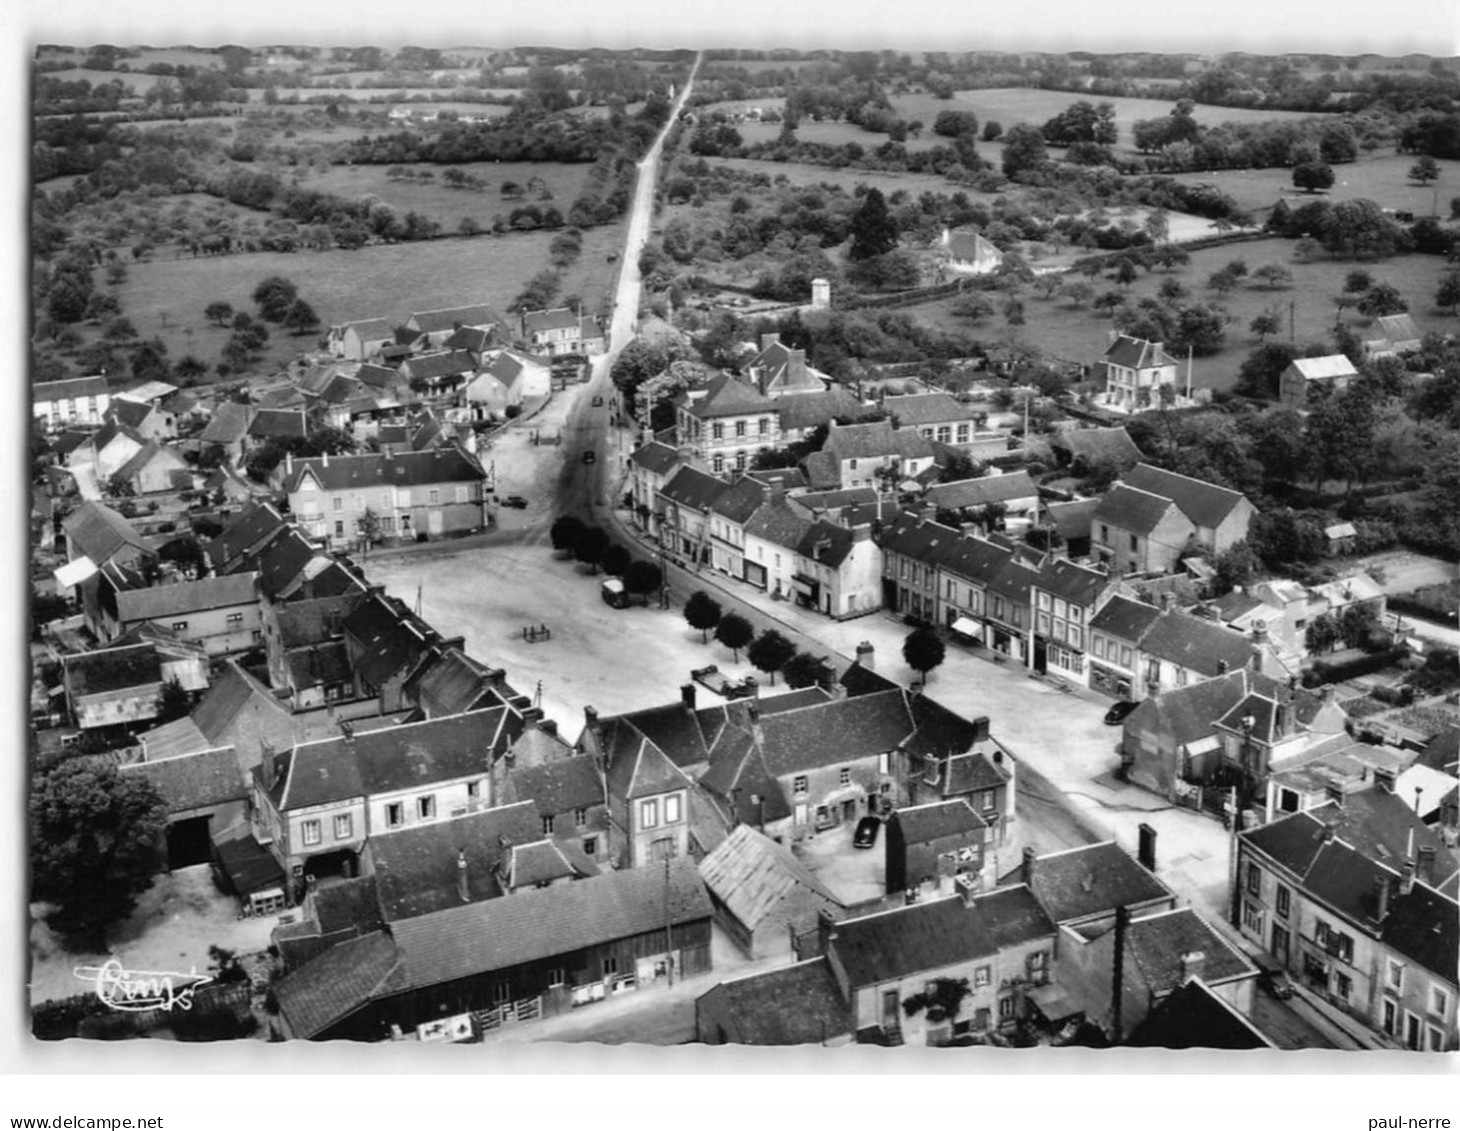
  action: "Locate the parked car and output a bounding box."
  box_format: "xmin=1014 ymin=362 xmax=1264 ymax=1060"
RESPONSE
xmin=502 ymin=496 xmax=528 ymax=509
xmin=1255 ymin=955 xmax=1294 ymax=1000
xmin=591 ymin=395 xmax=604 ymax=407
xmin=853 ymin=816 xmax=881 ymax=850
xmin=1103 ymin=699 xmax=1138 ymax=726
xmin=582 ymin=450 xmax=597 ymax=464
xmin=601 ymin=578 xmax=629 ymax=609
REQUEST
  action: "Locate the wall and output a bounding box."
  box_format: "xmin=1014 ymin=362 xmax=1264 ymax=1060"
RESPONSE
xmin=781 ymin=758 xmax=887 ymax=839
xmin=130 ymin=602 xmax=263 ymax=658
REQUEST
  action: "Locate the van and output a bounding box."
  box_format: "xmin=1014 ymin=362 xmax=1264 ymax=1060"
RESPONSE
xmin=600 ymin=578 xmax=629 ymax=608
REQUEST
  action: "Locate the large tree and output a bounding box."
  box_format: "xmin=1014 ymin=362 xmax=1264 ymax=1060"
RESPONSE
xmin=574 ymin=526 xmax=610 ymax=573
xmin=549 ymin=515 xmax=585 ymax=556
xmin=848 ymin=188 xmax=898 ymax=261
xmin=30 ymin=761 xmax=167 ymax=949
xmin=251 ymin=275 xmax=299 ymax=323
xmin=1292 ymin=161 xmax=1335 ymax=194
xmin=781 ymin=651 xmax=826 ymax=690
xmin=1000 ymin=124 xmax=1049 ymax=179
xmin=902 ymin=627 xmax=947 ymax=685
xmin=715 ymin=612 xmax=754 ymax=662
xmin=624 ymin=559 xmax=664 ymax=606
xmin=747 ymin=629 xmax=796 ymax=685
xmin=683 ymin=590 xmax=722 ymax=642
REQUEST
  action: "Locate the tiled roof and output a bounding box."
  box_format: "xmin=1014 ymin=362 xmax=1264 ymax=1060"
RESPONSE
xmin=830 ymin=894 xmax=997 ymax=988
xmin=1141 ymin=610 xmax=1255 ymax=676
xmin=503 ymin=838 xmax=590 ymax=888
xmin=708 ymin=477 xmax=766 ymax=524
xmin=878 ymin=512 xmax=963 ymax=566
xmin=64 ymin=643 xmax=163 ymax=697
xmin=679 ymin=372 xmax=777 ymax=419
xmin=1124 ymin=907 xmax=1255 ymax=993
xmin=204 ymin=502 xmax=288 ymax=574
xmin=773 ymin=388 xmax=865 ymax=433
xmin=137 ymin=716 xmax=212 ymax=762
xmin=699 ymin=824 xmax=841 ymax=929
xmin=892 ymin=799 xmax=986 ymax=844
xmin=1128 ymin=979 xmax=1273 ymax=1049
xmin=522 ymin=307 xmax=580 ymax=334
xmin=926 ymin=472 xmax=1038 ymax=511
xmin=121 ymin=745 xmax=247 ymax=814
xmin=368 ymin=801 xmax=539 ymax=920
xmin=339 ymin=318 xmax=395 ymax=341
xmin=35 ymin=374 xmax=110 ymax=402
xmin=409 ymin=304 xmax=502 ymax=333
xmin=62 ymin=501 xmax=153 ymax=564
xmin=274 ymin=930 xmax=400 ymax=1039
xmin=444 ymin=326 xmax=494 ymax=353
xmin=116 ymin=573 xmax=259 ymax=624
xmin=883 ymin=392 xmax=972 ymax=426
xmin=840 ymin=661 xmax=900 ymax=698
xmin=602 ymin=722 xmax=695 ymax=801
xmin=284 ymin=448 xmax=484 ymax=494
xmin=969 ymin=884 xmax=1057 ymax=951
xmin=342 ymin=593 xmax=440 ymax=689
xmin=275 ymin=593 xmax=363 ymax=649
xmin=1123 ymin=463 xmax=1248 ymax=530
xmin=192 ymin=660 xmax=294 ymax=750
xmin=660 ymin=465 xmax=729 ymax=513
xmin=744 ymin=501 xmax=814 ymax=553
xmin=386 ymin=858 xmax=711 ymax=994
xmin=1103 ymin=335 xmax=1175 ymax=370
xmin=1019 ymin=841 xmax=1173 ymax=924
xmin=602 ymin=702 xmax=712 ymax=769
xmin=1089 ymin=593 xmax=1163 ymax=642
xmin=1034 ymin=557 xmax=1109 ymax=606
xmin=943 ymin=229 xmax=1001 ymax=263
xmin=251 ymin=529 xmax=321 ymax=600
xmin=758 ymin=689 xmax=913 ymax=777
xmin=902 ymin=697 xmax=992 ymax=762
xmin=698 ymin=957 xmax=854 ymax=1044
xmin=403 ymin=351 xmax=477 ymax=381
xmin=825 ymin=420 xmax=900 ymax=460
xmin=794 ymin=519 xmax=855 ymax=568
xmin=286 ymin=642 xmax=352 ymax=690
xmin=1126 ymin=670 xmax=1251 ymax=749
xmin=198 ymin=402 xmax=251 ymax=444
xmin=1092 ymin=483 xmax=1179 ymax=536
xmin=1052 ymin=426 xmax=1143 ymax=467
xmin=271 ymin=709 xmax=519 ymax=811
xmin=507 ymin=755 xmax=603 ymax=816
xmin=1289 ymin=355 xmax=1359 ymax=381
xmin=630 ymin=441 xmax=684 ymax=475
xmin=246 ymin=409 xmax=307 ymax=439
xmin=108 ymin=398 xmax=153 ymax=429
xmin=802 ymin=451 xmax=840 ymax=490
xmin=407 ymin=648 xmax=502 ymax=717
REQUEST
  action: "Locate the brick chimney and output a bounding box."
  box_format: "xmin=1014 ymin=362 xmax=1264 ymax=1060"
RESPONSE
xmin=457 ymin=850 xmax=470 ymax=902
xmin=1250 ymin=619 xmax=1269 ymax=645
xmin=1160 ymin=591 xmax=1175 ymax=612
xmin=1178 ymin=951 xmax=1206 ymax=985
xmin=1137 ymin=823 xmax=1157 ymax=872
xmin=1374 ymin=874 xmax=1392 ymax=924
xmin=856 ymin=641 xmax=875 ymax=670
xmin=1399 ymin=860 xmax=1416 ymax=896
xmin=971 ymin=716 xmax=990 ymax=743
xmin=681 ymin=683 xmax=696 ymax=712
xmin=1021 ymin=845 xmax=1036 ymax=888
xmin=1417 ymin=846 xmax=1436 ymax=887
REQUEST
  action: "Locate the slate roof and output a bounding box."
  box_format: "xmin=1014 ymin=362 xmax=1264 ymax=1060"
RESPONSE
xmin=1125 ymin=670 xmax=1251 ymax=749
xmin=969 ymin=884 xmax=1057 ymax=951
xmin=943 ymin=229 xmax=1002 ymax=263
xmin=878 ymin=512 xmax=963 ymax=565
xmin=62 ymin=501 xmax=153 ymax=565
xmin=137 ymin=716 xmax=212 ymax=762
xmin=110 ymin=441 xmax=187 ymax=486
xmin=744 ymin=500 xmax=814 ymax=553
xmin=1089 ymin=593 xmax=1163 ymax=642
xmin=840 ymin=661 xmax=900 ymax=698
xmin=1289 ymin=355 xmax=1359 ymax=381
xmin=1372 ymin=313 xmax=1421 ymax=345
xmin=403 ymin=351 xmax=477 ymax=382
xmin=802 ymin=451 xmax=840 ymax=490
xmin=630 ymin=441 xmax=685 ymax=475
xmin=829 ymin=895 xmax=997 ymax=988
xmin=507 ymin=756 xmax=604 ymax=816
xmin=267 ymin=709 xmax=519 ymax=811
xmin=1123 ymin=907 xmax=1256 ymax=993
xmin=758 ymin=689 xmax=913 ymax=777
xmin=699 ymin=825 xmax=841 ymax=931
xmin=678 ymin=373 xmax=776 ymax=419
xmin=790 ymin=487 xmax=879 ymax=515
xmin=252 ymin=529 xmax=322 ymax=601
xmin=883 ymin=392 xmax=970 ymax=426
xmin=274 ymin=930 xmax=400 ymax=1039
xmin=1034 ymin=556 xmax=1110 ymax=606
xmin=108 ymin=398 xmax=154 ymax=430
xmin=116 ymin=573 xmax=259 ymax=624
xmin=65 ymin=644 xmax=163 ymax=697
xmin=444 ymin=326 xmax=494 ymax=353
xmin=660 ymin=465 xmax=729 ymax=513
xmin=407 ymin=648 xmax=502 ymax=717
xmin=204 ymin=502 xmax=288 ymax=574
xmin=502 ymin=838 xmax=592 ymax=888
xmin=1128 ymin=979 xmax=1273 ymax=1049
xmin=1103 ymin=335 xmax=1175 ymax=370
xmin=1092 ymin=483 xmax=1179 ymax=536
xmin=246 ymin=409 xmax=307 ymax=440
xmin=773 ymin=387 xmax=865 ymax=433
xmin=409 ymin=304 xmax=502 ymax=334
xmin=283 ymin=448 xmax=484 ymax=494
xmin=601 ymin=719 xmax=696 ymax=802
xmin=275 ymin=593 xmax=362 ymax=649
xmin=698 ymin=957 xmax=854 ymax=1044
xmin=902 ymin=697 xmax=994 ymax=763
xmin=1018 ymin=841 xmax=1174 ymax=924
xmin=1141 ymin=610 xmax=1256 ymax=676
xmin=341 ymin=592 xmax=437 ymax=689
xmin=1053 ymin=426 xmax=1143 ymax=468
xmin=121 ymin=745 xmax=247 ymax=814
xmin=522 ymin=307 xmax=580 ymax=334
xmin=893 ymin=799 xmax=986 ymax=844
xmin=708 ymin=476 xmax=766 ymax=524
xmin=926 ymin=472 xmax=1038 ymax=511
xmin=35 ymin=374 xmax=110 ymax=402
xmin=385 ymin=858 xmax=711 ymax=995
xmin=1123 ymin=463 xmax=1248 ymax=530
xmin=287 ymin=642 xmax=352 ymax=690
xmin=191 ymin=660 xmax=292 ymax=747
xmin=367 ymin=801 xmax=539 ymax=920
xmin=199 ymin=402 xmax=251 ymax=444
xmin=794 ymin=519 xmax=855 ymax=568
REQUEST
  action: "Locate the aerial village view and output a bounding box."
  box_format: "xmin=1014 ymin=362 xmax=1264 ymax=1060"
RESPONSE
xmin=22 ymin=32 xmax=1460 ymax=1060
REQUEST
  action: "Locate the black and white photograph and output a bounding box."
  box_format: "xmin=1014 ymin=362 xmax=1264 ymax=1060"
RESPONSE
xmin=8 ymin=0 xmax=1459 ymax=1117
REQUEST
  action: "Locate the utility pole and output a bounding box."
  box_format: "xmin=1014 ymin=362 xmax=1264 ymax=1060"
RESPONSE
xmin=663 ymin=856 xmax=674 ymax=988
xmin=1289 ymin=299 xmax=1296 ymax=344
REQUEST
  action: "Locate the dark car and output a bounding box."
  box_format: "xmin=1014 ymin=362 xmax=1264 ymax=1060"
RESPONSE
xmin=582 ymin=450 xmax=597 ymax=464
xmin=502 ymin=495 xmax=528 ymax=509
xmin=591 ymin=395 xmax=604 ymax=407
xmin=1255 ymin=956 xmax=1294 ymax=1000
xmin=853 ymin=816 xmax=881 ymax=850
xmin=1103 ymin=699 xmax=1138 ymax=726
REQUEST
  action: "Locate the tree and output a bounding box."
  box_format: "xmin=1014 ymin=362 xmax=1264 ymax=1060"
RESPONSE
xmin=781 ymin=652 xmax=825 ymax=690
xmin=1061 ymin=281 xmax=1094 ymax=308
xmin=204 ymin=301 xmax=234 ymax=327
xmin=1356 ymin=282 xmax=1407 ymax=317
xmin=1251 ymin=264 xmax=1293 ymax=290
xmin=281 ymin=298 xmax=320 ymax=336
xmin=1113 ymin=259 xmax=1138 ymax=288
xmin=575 ymin=526 xmax=610 ymax=573
xmin=154 ymin=675 xmax=191 ymax=724
xmin=901 ymin=977 xmax=971 ymax=1030
xmin=902 ymin=626 xmax=946 ymax=685
xmin=549 ymin=514 xmax=584 ymax=556
xmin=848 ymin=188 xmax=898 ymax=261
xmin=1409 ymin=155 xmax=1441 ymax=185
xmin=1437 ymin=271 xmax=1460 ymax=315
xmin=715 ymin=612 xmax=754 ymax=662
xmin=251 ymin=276 xmax=299 ymax=323
xmin=684 ymin=590 xmax=722 ymax=642
xmin=747 ymin=629 xmax=796 ymax=685
xmin=1249 ymin=309 xmax=1283 ymax=342
xmin=601 ymin=543 xmax=632 ymax=578
xmin=1344 ymin=269 xmax=1373 ymax=294
xmin=952 ymin=292 xmax=996 ymax=322
xmin=1338 ymin=603 xmax=1380 ymax=649
xmin=624 ymin=559 xmax=663 ymax=606
xmin=982 ymin=120 xmax=1003 ymax=142
xmin=1292 ymin=162 xmax=1335 ymax=194
xmin=29 ymin=761 xmax=167 ymax=949
xmin=1001 ymin=124 xmax=1049 ymax=179
xmin=1305 ymin=613 xmax=1341 ymax=654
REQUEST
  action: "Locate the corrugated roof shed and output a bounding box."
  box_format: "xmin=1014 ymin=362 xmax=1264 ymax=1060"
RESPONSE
xmin=698 ymin=825 xmax=842 ymax=931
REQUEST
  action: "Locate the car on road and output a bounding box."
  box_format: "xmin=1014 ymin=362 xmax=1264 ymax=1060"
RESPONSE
xmin=582 ymin=450 xmax=597 ymax=464
xmin=591 ymin=395 xmax=604 ymax=407
xmin=1252 ymin=953 xmax=1294 ymax=999
xmin=501 ymin=496 xmax=528 ymax=509
xmin=852 ymin=816 xmax=881 ymax=850
xmin=1103 ymin=699 xmax=1139 ymax=726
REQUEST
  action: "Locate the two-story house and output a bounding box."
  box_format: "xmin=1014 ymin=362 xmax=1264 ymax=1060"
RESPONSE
xmin=743 ymin=333 xmax=829 ymax=398
xmin=108 ymin=394 xmax=177 ymax=442
xmin=328 ymin=318 xmax=397 ymax=362
xmin=578 ymin=707 xmax=696 ymax=868
xmin=109 ymin=573 xmax=263 ymax=656
xmin=520 ymin=307 xmax=599 ymax=356
xmin=1101 ymin=333 xmax=1178 ymax=410
xmin=283 ymin=447 xmax=488 ymax=549
xmin=901 ymin=707 xmax=1016 ymax=842
xmin=675 ymin=374 xmax=780 ymax=474
xmin=883 ymin=392 xmax=986 ymax=448
xmin=404 ymin=304 xmax=511 ymax=351
xmin=628 ymin=441 xmax=689 ymax=536
xmin=1123 ymin=463 xmax=1255 ymax=558
xmin=402 ymin=350 xmax=478 ymax=406
xmin=1090 ymin=484 xmax=1190 ymax=576
xmin=657 ymin=465 xmax=731 ymax=568
xmin=1236 ymin=795 xmax=1458 ymax=1050
xmin=503 ymin=753 xmax=612 ymax=868
xmin=813 ymin=420 xmax=936 ymax=491
xmin=1088 ymin=595 xmax=1255 ymax=702
xmin=879 ymin=512 xmax=962 ymax=623
xmin=251 ymin=708 xmax=525 ymax=898
xmin=34 ymin=374 xmax=111 ymax=432
xmin=1030 ymin=557 xmax=1113 ymax=681
xmin=925 ymin=471 xmax=1041 ymax=532
xmin=705 ymin=475 xmax=766 ymax=582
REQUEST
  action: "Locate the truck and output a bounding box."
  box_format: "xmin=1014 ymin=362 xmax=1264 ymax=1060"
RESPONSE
xmin=601 ymin=578 xmax=630 ymax=609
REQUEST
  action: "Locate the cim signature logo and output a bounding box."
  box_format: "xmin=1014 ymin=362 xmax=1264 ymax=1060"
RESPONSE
xmin=73 ymin=958 xmax=214 ymax=1012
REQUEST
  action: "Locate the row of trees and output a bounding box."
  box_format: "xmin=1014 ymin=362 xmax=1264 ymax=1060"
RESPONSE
xmin=548 ymin=516 xmax=664 ymax=601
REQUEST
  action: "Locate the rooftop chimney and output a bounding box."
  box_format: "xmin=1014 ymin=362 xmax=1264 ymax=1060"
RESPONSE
xmin=1137 ymin=823 xmax=1157 ymax=873
xmin=584 ymin=705 xmax=599 ymax=726
xmin=816 ymin=907 xmax=838 ymax=954
xmin=1400 ymin=860 xmax=1416 ymax=896
xmin=681 ymin=683 xmax=696 ymax=712
xmin=539 ymin=719 xmax=558 ymax=738
xmin=1374 ymin=875 xmax=1392 ymax=924
xmin=971 ymin=716 xmax=990 ymax=743
xmin=855 ymin=641 xmax=875 ymax=670
xmin=1021 ymin=845 xmax=1036 ymax=888
xmin=457 ymin=850 xmax=470 ymax=902
xmin=1251 ymin=619 xmax=1269 ymax=645
xmin=1178 ymin=951 xmax=1206 ymax=985
xmin=1160 ymin=591 xmax=1175 ymax=612
xmin=1321 ymin=821 xmax=1336 ymax=843
xmin=1417 ymin=846 xmax=1436 ymax=887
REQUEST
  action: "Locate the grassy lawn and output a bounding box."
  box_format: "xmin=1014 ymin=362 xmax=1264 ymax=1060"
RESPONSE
xmin=105 ymin=221 xmax=626 ymax=378
xmin=1167 ymin=154 xmax=1460 ymax=215
xmin=909 ymin=237 xmax=1459 ymax=390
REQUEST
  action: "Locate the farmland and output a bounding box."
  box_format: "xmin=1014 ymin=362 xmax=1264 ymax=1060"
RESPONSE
xmin=1167 ymin=154 xmax=1460 ymax=216
xmin=706 ymin=155 xmax=984 ymax=197
xmin=909 ymin=236 xmax=1459 ymax=390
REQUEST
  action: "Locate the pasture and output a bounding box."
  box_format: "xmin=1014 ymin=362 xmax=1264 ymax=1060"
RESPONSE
xmin=910 ymin=236 xmax=1459 ymax=392
xmin=1167 ymin=154 xmax=1460 ymax=217
xmin=707 ymin=156 xmax=986 ymax=198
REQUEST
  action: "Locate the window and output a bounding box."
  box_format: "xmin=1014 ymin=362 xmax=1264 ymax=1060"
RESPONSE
xmin=758 ymin=418 xmax=768 ymax=436
xmin=849 ymin=459 xmax=858 ymax=470
xmin=956 ymin=425 xmax=969 ymax=443
xmin=335 ymin=521 xmax=345 ymax=537
xmin=172 ymin=621 xmax=189 ymax=631
xmin=227 ymin=612 xmax=244 ymax=626
xmin=981 ymin=790 xmax=995 ymax=812
xmin=1100 ymin=524 xmax=1109 ymax=544
xmin=417 ymin=796 xmax=435 ymax=820
xmin=735 ymin=451 xmax=747 ymax=471
xmin=793 ymin=775 xmax=809 ymax=796
xmin=333 ymin=814 xmax=352 ymax=841
xmin=333 ymin=497 xmax=343 ymax=512
xmin=601 ymin=955 xmax=617 ymax=977
xmin=998 ymin=995 xmax=1016 ymax=1020
xmin=541 ymin=815 xmax=555 ymax=836
xmin=712 ymin=455 xmax=724 ymax=474
xmin=640 ymin=799 xmax=659 ymax=828
xmin=1243 ymin=901 xmax=1263 ymax=934
xmin=1275 ymin=885 xmax=1290 ymax=919
xmin=493 ymin=982 xmax=511 ymax=1005
xmin=878 ymin=752 xmax=890 ymax=775
xmin=1036 ymin=612 xmax=1051 ymax=635
xmin=547 ymin=968 xmax=565 ymax=988
xmin=1388 ymin=961 xmax=1403 ymax=991
xmin=664 ymin=794 xmax=682 ymax=824
xmin=574 ymin=807 xmax=589 ymax=828
xmin=1129 ymin=534 xmax=1138 ymax=552
xmin=1429 ymin=1027 xmax=1446 ymax=1052
xmin=386 ymin=802 xmax=403 ymax=828
xmin=735 ymin=420 xmax=746 ymax=438
xmin=301 ymin=819 xmax=321 ymax=846
xmin=428 ymin=489 xmax=440 ymax=505
xmin=467 ymin=780 xmax=481 ymax=800
xmin=1383 ymin=999 xmax=1398 ymax=1036
xmin=1068 ymin=627 xmax=1082 ymax=650
xmin=712 ymin=423 xmax=724 ymax=441
xmin=1028 ymin=951 xmax=1048 ymax=973
xmin=582 ymin=836 xmax=598 ymax=857
xmin=1334 ymin=972 xmax=1352 ymax=1001
xmin=1433 ymin=988 xmax=1449 ymax=1018
xmin=1119 ymin=646 xmax=1133 ymax=668
xmin=1146 ymin=659 xmax=1161 ymax=684
xmin=1037 ymin=591 xmax=1052 ymax=611
xmin=974 ymin=966 xmax=991 ymax=988
xmin=839 ymin=767 xmax=851 ymax=786
xmin=1070 ymin=608 xmax=1082 ymax=624
xmin=1092 ymin=637 xmax=1105 ymax=659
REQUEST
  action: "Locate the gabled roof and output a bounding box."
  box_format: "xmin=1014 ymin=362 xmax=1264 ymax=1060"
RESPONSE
xmin=878 ymin=512 xmax=963 ymax=566
xmin=204 ymin=502 xmax=288 ymax=574
xmin=942 ymin=229 xmax=1002 ymax=263
xmin=772 ymin=387 xmax=864 ymax=433
xmin=1288 ymin=354 xmax=1359 ymax=381
xmin=246 ymin=409 xmax=307 ymax=439
xmin=829 ymin=894 xmax=997 ymax=988
xmin=1140 ymin=610 xmax=1256 ymax=677
xmin=1092 ymin=483 xmax=1180 ymax=536
xmin=1016 ymin=841 xmax=1174 ymax=925
xmin=926 ymin=471 xmax=1038 ymax=511
xmin=1126 ymin=669 xmax=1252 ymax=749
xmin=284 ymin=448 xmax=484 ymax=494
xmin=354 ymin=363 xmax=405 ymax=389
xmin=338 ymin=318 xmax=395 ymax=342
xmin=1103 ymin=335 xmax=1175 ymax=370
xmin=501 ymin=838 xmax=593 ymax=888
xmin=892 ymin=799 xmax=986 ymax=844
xmin=1128 ymin=979 xmax=1274 ymax=1049
xmin=64 ymin=643 xmax=163 ymax=696
xmin=1372 ymin=313 xmax=1421 ymax=344
xmin=744 ymin=500 xmax=814 ymax=553
xmin=368 ymin=801 xmax=539 ymax=919
xmin=826 ymin=419 xmax=933 ymax=461
xmin=385 ymin=858 xmax=710 ymax=995
xmin=274 ymin=930 xmax=400 ymax=1038
xmin=758 ymin=689 xmax=914 ymax=777
xmin=407 ymin=647 xmax=502 ymax=718
xmin=266 ymin=709 xmax=519 ymax=811
xmin=62 ymin=501 xmax=153 ymax=564
xmin=1123 ymin=463 xmax=1249 ymax=530
xmin=403 ymin=350 xmax=477 ymax=381
xmin=408 ymin=304 xmax=503 ymax=334
xmin=110 ymin=441 xmax=188 ymax=486
xmin=507 ymin=754 xmax=603 ymax=816
xmin=1034 ymin=556 xmax=1110 ymax=606
xmin=659 ymin=465 xmax=729 ymax=513
xmin=630 ymin=441 xmax=684 ymax=475
xmin=708 ymin=476 xmax=766 ymax=524
xmin=342 ymin=592 xmax=438 ymax=689
xmin=35 ymin=374 xmax=110 ymax=402
xmin=1052 ymin=426 xmax=1143 ymax=467
xmin=1123 ymin=907 xmax=1256 ymax=993
xmin=122 ymin=745 xmax=247 ymax=814
xmin=275 ymin=593 xmax=363 ymax=649
xmin=116 ymin=573 xmax=259 ymax=624
xmin=969 ymin=883 xmax=1058 ymax=951
xmin=108 ymin=398 xmax=155 ymax=430
xmin=699 ymin=824 xmax=842 ymax=930
xmin=883 ymin=392 xmax=970 ymax=426
xmin=1089 ymin=593 xmax=1163 ymax=642
xmin=198 ymin=402 xmax=252 ymax=444
xmin=678 ymin=373 xmax=777 ymax=419
xmin=521 ymin=307 xmax=581 ymax=334
xmin=602 ymin=721 xmax=696 ymax=802
xmin=697 ymin=957 xmax=854 ymax=1045
xmin=444 ymin=326 xmax=494 ymax=353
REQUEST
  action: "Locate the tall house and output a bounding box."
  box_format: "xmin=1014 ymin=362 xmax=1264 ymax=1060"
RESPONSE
xmin=674 ymin=374 xmax=780 ymax=474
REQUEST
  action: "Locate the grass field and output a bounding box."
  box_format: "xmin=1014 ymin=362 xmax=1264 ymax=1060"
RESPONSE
xmin=708 ymin=156 xmax=986 ymax=198
xmin=732 ymin=118 xmax=947 ymax=153
xmin=1167 ymin=154 xmax=1460 ymax=216
xmin=103 ymin=221 xmax=626 ymax=378
xmin=911 ymin=236 xmax=1459 ymax=391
